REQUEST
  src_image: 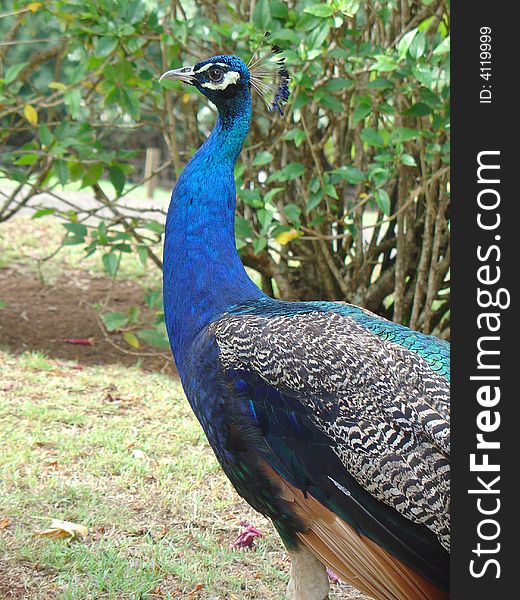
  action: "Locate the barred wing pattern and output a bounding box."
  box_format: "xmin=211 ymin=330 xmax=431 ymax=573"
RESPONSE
xmin=209 ymin=305 xmax=450 ymax=551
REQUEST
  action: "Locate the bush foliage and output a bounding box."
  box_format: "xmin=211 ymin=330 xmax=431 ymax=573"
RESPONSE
xmin=0 ymin=0 xmax=450 ymax=350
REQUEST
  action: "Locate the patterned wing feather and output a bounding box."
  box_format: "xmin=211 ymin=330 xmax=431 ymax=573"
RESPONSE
xmin=209 ymin=306 xmax=450 ymax=554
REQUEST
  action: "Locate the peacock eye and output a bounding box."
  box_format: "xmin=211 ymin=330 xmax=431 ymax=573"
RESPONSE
xmin=208 ymin=67 xmax=224 ymax=83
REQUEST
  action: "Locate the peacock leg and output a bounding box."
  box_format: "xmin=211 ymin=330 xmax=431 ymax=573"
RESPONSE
xmin=286 ymin=545 xmax=330 ymax=600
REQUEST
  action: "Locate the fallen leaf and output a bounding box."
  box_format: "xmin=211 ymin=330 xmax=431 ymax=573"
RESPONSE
xmin=327 ymin=568 xmax=346 ymax=585
xmin=232 ymin=521 xmax=262 ymax=549
xmin=34 ymin=518 xmax=88 ymax=540
xmin=187 ymin=583 xmax=204 ymax=600
xmin=0 ymin=516 xmax=12 ymax=529
xmin=157 ymin=524 xmax=169 ymax=539
xmin=123 ymin=331 xmax=140 ymax=349
xmin=59 ymin=337 xmax=95 ymax=346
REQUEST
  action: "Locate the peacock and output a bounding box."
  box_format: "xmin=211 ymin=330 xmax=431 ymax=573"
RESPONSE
xmin=160 ymin=47 xmax=450 ymax=600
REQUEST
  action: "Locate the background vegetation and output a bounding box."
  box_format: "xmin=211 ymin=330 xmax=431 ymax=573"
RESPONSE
xmin=1 ymin=0 xmax=450 ymax=351
xmin=1 ymin=1 xmax=450 ymax=597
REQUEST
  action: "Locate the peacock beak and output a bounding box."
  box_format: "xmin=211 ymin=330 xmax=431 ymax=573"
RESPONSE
xmin=159 ymin=66 xmax=195 ymax=84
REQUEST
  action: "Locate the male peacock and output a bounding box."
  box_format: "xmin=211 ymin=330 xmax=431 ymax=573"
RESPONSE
xmin=160 ymin=49 xmax=450 ymax=600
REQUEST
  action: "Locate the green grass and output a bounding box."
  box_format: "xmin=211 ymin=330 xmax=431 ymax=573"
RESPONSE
xmin=0 ymin=350 xmax=288 ymax=599
xmin=0 ymin=216 xmax=161 ymax=289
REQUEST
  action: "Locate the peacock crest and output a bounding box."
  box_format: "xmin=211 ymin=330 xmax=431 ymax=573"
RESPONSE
xmin=248 ymin=39 xmax=290 ymax=115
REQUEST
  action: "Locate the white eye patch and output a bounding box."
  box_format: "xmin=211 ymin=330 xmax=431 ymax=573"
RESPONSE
xmin=194 ymin=62 xmax=228 ymax=74
xmin=201 ymin=70 xmax=240 ymax=90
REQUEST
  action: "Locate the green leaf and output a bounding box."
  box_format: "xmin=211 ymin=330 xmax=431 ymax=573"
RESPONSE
xmin=82 ymin=163 xmax=103 ymax=187
xmin=400 ymin=154 xmax=417 ymax=166
xmin=420 ymin=88 xmax=442 ymax=108
xmin=351 ymin=104 xmax=371 ymax=126
xmin=360 ymin=128 xmax=385 ymax=147
xmin=127 ymin=306 xmax=140 ymax=324
xmin=331 ymin=166 xmax=365 ymax=184
xmin=323 ymin=78 xmax=354 ymax=91
xmin=411 ymin=65 xmax=434 ymax=88
xmin=374 ymin=189 xmax=391 ymax=215
xmin=253 ymin=238 xmax=267 ymax=254
xmin=283 ymin=128 xmax=306 ymax=147
xmin=264 ymin=187 xmax=284 ymax=204
xmin=109 ymin=165 xmax=126 ymax=195
xmin=63 ymin=222 xmax=88 ymax=237
xmin=270 ymin=0 xmax=289 ymax=19
xmin=14 ymin=154 xmax=39 ymax=166
xmin=121 ymin=89 xmax=141 ymax=120
xmin=64 ymin=89 xmax=82 ymax=119
xmin=102 ymin=311 xmax=128 ymax=332
xmin=409 ymin=31 xmax=426 ymax=59
xmin=268 ymin=163 xmax=305 ymax=183
xmin=4 ymin=62 xmax=28 ymax=85
xmin=306 ymin=189 xmax=324 ymax=213
xmin=32 ymin=208 xmax=56 ymax=219
xmin=269 ymin=28 xmax=299 ymax=43
xmin=137 ymin=328 xmax=170 ymax=350
xmin=304 ymin=4 xmax=334 ymax=17
xmin=252 ymin=0 xmax=271 ymax=30
xmin=283 ymin=203 xmax=302 ymax=223
xmin=392 ymin=127 xmax=422 ymax=143
xmin=144 ymin=289 xmax=162 ymax=309
xmin=137 ymin=245 xmax=148 ymax=266
xmin=370 ymin=54 xmax=398 ymax=72
xmin=336 ymin=0 xmax=360 ymax=15
xmin=397 ymin=28 xmax=418 ymax=58
xmin=325 ymin=183 xmax=338 ymax=199
xmin=433 ymin=36 xmax=450 ymax=56
xmin=235 ymin=216 xmax=253 ymax=239
xmin=308 ymin=21 xmax=330 ymax=49
xmin=252 ymin=151 xmax=273 ymax=166
xmin=96 ymin=36 xmax=118 ymax=57
xmin=402 ymin=102 xmax=432 ymax=117
xmin=102 ymin=252 xmax=119 ymax=277
xmin=54 ymin=160 xmax=69 ymax=186
xmin=319 ymin=94 xmax=344 ymax=112
xmin=39 ymin=125 xmax=53 ymax=147
xmin=234 ymin=163 xmax=246 ymax=180
xmin=257 ymin=208 xmax=273 ymax=231
xmin=367 ymin=78 xmax=394 ymax=90
xmin=239 ymin=189 xmax=262 ymax=208
xmin=144 ymin=221 xmax=164 ymax=234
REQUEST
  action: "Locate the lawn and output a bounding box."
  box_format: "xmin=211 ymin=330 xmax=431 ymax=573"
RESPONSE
xmin=0 ymin=217 xmax=360 ymax=599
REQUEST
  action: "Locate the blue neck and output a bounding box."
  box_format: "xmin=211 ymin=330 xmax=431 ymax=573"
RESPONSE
xmin=163 ymin=89 xmax=264 ymax=371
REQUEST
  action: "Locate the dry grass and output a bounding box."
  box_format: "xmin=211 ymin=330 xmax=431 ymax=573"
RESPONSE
xmin=0 ymin=351 xmax=363 ymax=599
xmin=0 ymin=217 xmax=364 ymax=599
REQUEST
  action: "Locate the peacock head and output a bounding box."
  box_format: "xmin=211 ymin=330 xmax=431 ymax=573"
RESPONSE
xmin=160 ymin=48 xmax=290 ymax=115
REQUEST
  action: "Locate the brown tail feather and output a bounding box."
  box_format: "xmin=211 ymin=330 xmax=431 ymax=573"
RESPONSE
xmin=263 ymin=463 xmax=448 ymax=600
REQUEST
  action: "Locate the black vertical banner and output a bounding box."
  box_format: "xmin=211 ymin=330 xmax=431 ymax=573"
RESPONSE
xmin=452 ymin=2 xmax=516 ymax=598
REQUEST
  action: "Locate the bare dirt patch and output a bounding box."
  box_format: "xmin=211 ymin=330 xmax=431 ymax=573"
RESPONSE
xmin=0 ymin=266 xmax=174 ymax=375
